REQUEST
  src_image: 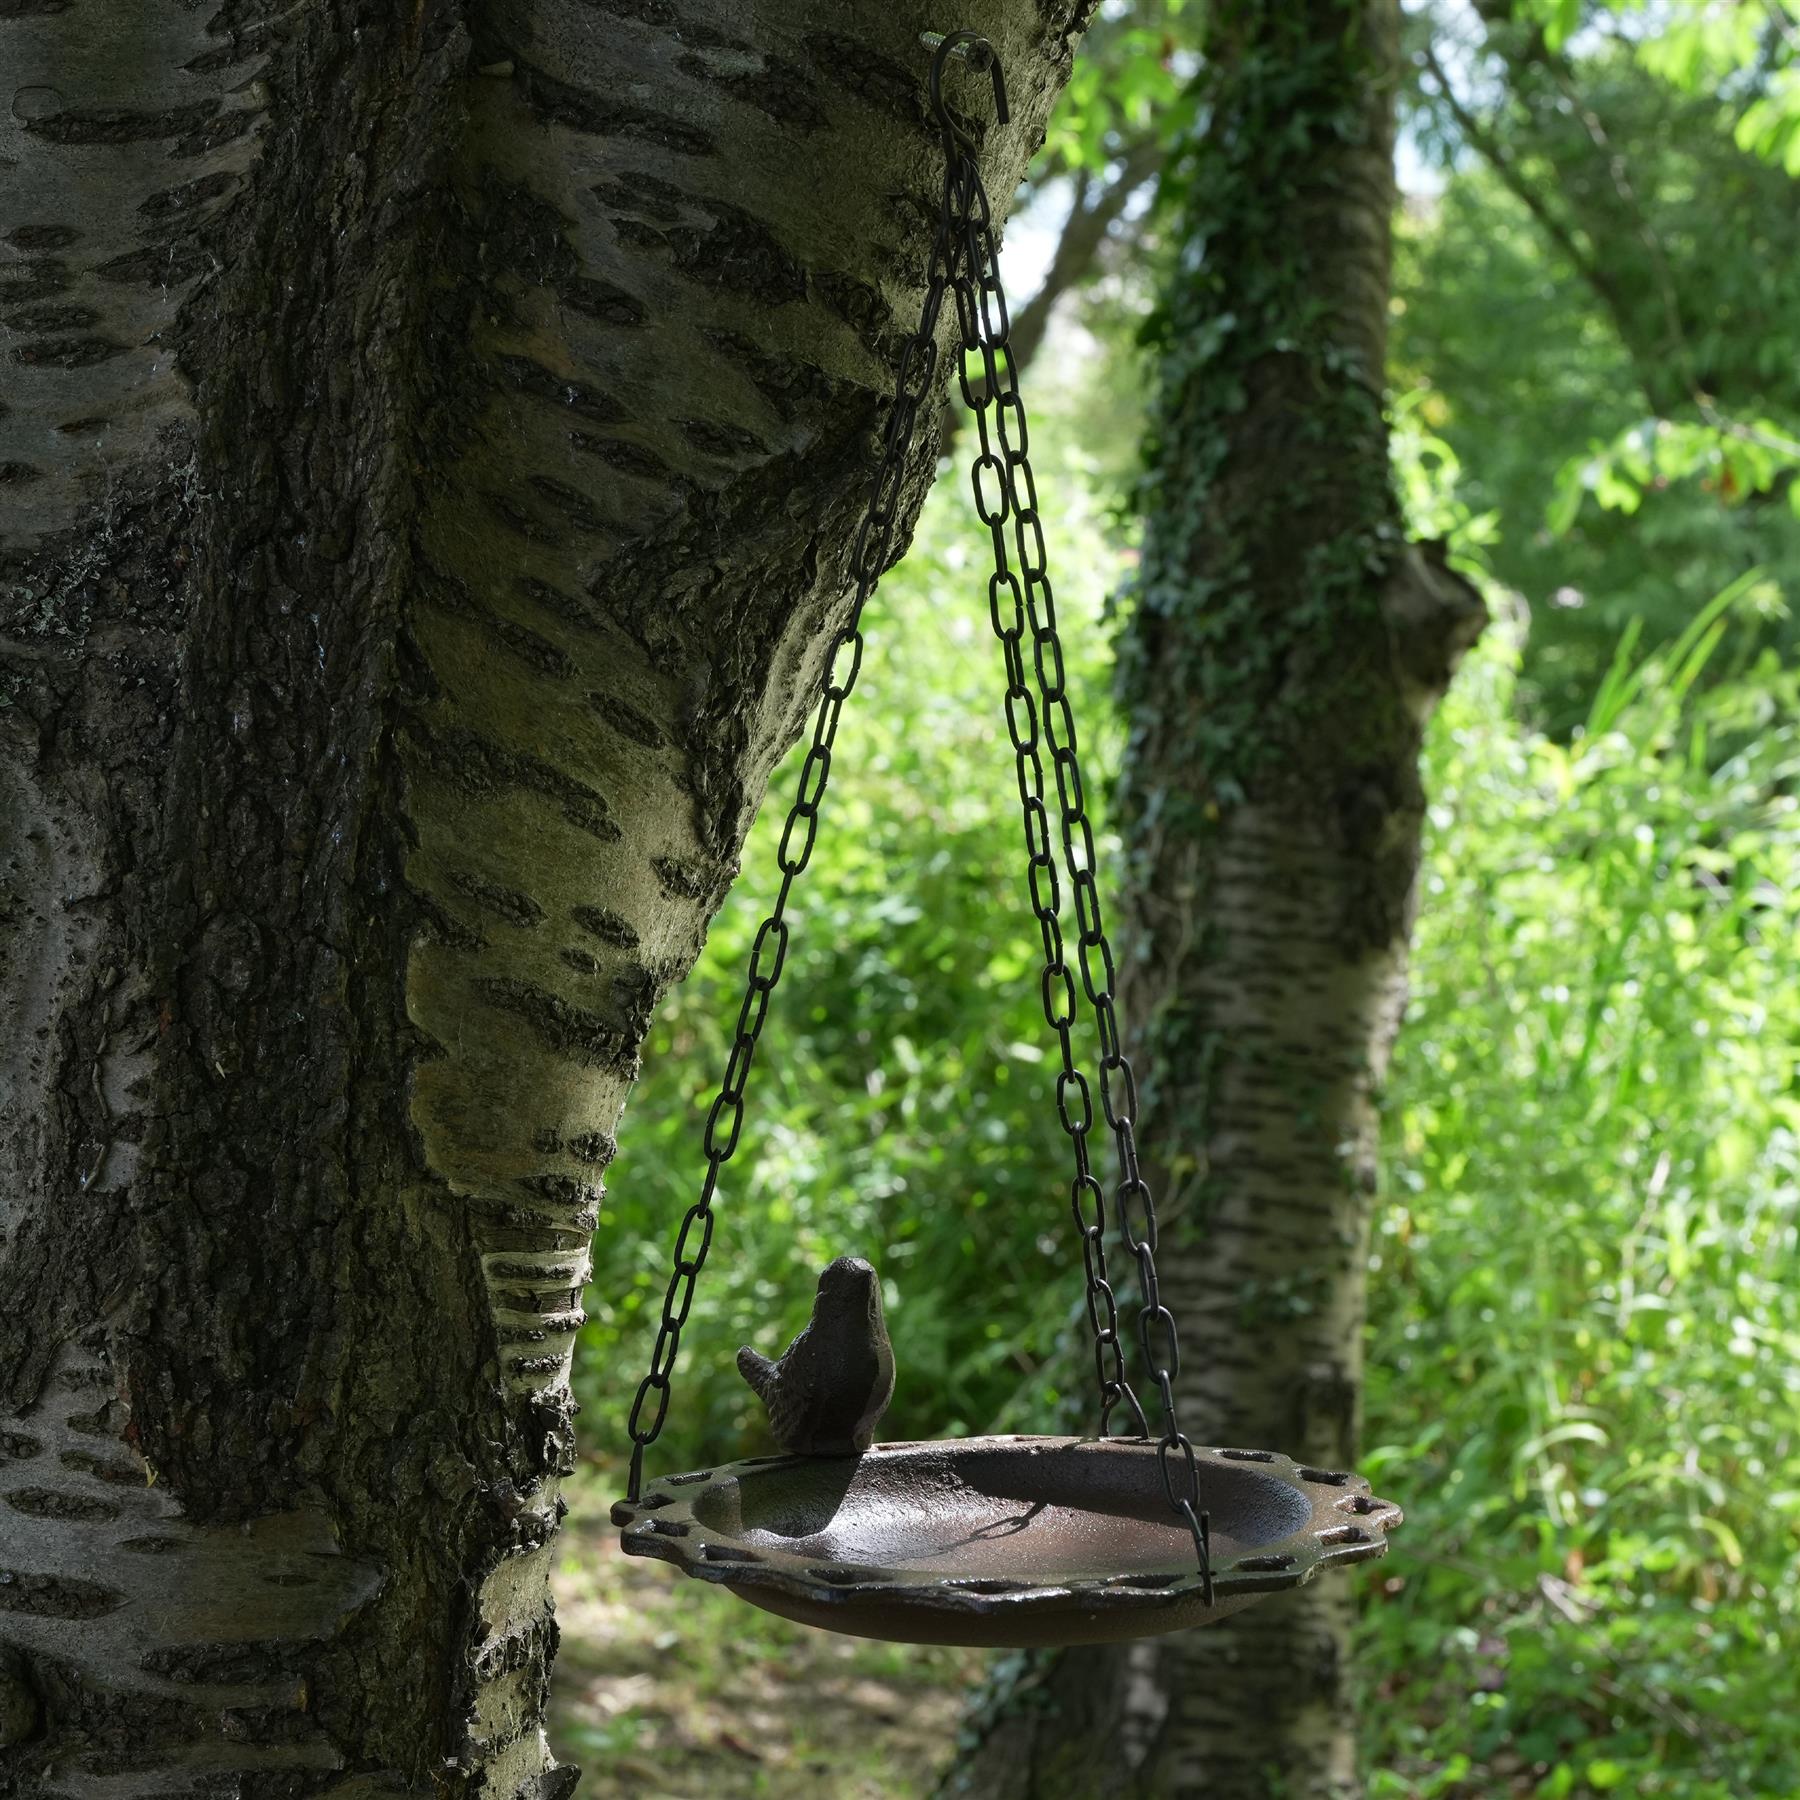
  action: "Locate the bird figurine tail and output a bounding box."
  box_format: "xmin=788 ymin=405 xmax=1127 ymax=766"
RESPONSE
xmin=736 ymin=1345 xmax=779 ymax=1403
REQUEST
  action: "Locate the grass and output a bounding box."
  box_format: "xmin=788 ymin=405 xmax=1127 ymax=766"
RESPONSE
xmin=550 ymin=1472 xmax=986 ymax=1798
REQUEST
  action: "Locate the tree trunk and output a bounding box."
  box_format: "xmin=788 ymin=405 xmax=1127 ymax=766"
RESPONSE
xmin=0 ymin=4 xmax=1085 ymax=1791
xmin=942 ymin=3 xmax=1482 ymax=1796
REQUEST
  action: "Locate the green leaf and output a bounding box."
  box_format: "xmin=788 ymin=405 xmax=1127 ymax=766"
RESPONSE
xmin=1546 ymin=0 xmax=1582 ymax=50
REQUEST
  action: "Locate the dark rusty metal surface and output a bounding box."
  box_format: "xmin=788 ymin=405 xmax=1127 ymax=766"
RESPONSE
xmin=736 ymin=1257 xmax=896 ymax=1456
xmin=610 ymin=1437 xmax=1401 ymax=1648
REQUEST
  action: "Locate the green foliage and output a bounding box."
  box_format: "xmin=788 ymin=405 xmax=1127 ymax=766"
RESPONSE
xmin=1400 ymin=5 xmax=1800 ymax=728
xmin=574 ymin=394 xmax=1800 ymax=1800
xmin=1359 ymin=606 xmax=1800 ymax=1798
xmin=1734 ymin=68 xmax=1800 ymax=176
xmin=1047 ymin=27 xmax=1191 ymax=171
xmin=1391 ymin=167 xmax=1800 ymax=730
xmin=1560 ymin=0 xmax=1800 ymax=174
xmin=1039 ymin=0 xmax=1198 ymax=174
xmin=1551 ymin=417 xmax=1800 ymax=533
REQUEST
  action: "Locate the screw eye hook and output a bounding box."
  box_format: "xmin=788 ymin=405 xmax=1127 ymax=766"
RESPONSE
xmin=926 ymin=30 xmax=1009 ymax=159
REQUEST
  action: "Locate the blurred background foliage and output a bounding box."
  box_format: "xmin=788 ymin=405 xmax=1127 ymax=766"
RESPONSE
xmin=564 ymin=3 xmax=1800 ymax=1796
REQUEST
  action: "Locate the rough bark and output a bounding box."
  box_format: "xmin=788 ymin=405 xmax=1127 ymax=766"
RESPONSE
xmin=0 ymin=2 xmax=1087 ymax=1792
xmin=942 ymin=3 xmax=1483 ymax=1796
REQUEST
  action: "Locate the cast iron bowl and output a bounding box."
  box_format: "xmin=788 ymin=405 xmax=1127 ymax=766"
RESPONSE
xmin=611 ymin=1434 xmax=1401 ymax=1647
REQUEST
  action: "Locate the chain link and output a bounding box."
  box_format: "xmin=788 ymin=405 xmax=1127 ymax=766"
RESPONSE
xmin=621 ymin=30 xmax=1211 ymax=1597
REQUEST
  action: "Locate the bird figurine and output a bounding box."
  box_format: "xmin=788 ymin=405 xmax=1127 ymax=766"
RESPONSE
xmin=737 ymin=1256 xmax=895 ymax=1456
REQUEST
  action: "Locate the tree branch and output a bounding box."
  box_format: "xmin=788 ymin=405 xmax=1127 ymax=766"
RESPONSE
xmin=1011 ymin=133 xmax=1163 ymax=371
xmin=1416 ymin=37 xmax=1682 ymax=416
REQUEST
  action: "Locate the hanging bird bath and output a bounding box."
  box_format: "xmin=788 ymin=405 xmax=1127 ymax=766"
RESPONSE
xmin=612 ymin=32 xmax=1403 ymax=1647
xmin=613 ymin=1438 xmax=1400 ymax=1648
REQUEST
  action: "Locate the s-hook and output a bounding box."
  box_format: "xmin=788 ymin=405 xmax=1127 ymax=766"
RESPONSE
xmin=923 ymin=28 xmax=1010 ymax=158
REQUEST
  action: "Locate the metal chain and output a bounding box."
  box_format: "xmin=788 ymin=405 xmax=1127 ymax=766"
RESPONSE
xmin=622 ymin=152 xmax=964 ymax=1505
xmin=622 ymin=30 xmax=1212 ymax=1597
xmin=938 ymin=163 xmax=1146 ymax=1444
xmin=938 ymin=52 xmax=1212 ymax=1594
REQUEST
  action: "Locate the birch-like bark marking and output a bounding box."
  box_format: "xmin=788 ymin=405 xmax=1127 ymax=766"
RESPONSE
xmin=0 ymin=3 xmax=1089 ymax=1790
